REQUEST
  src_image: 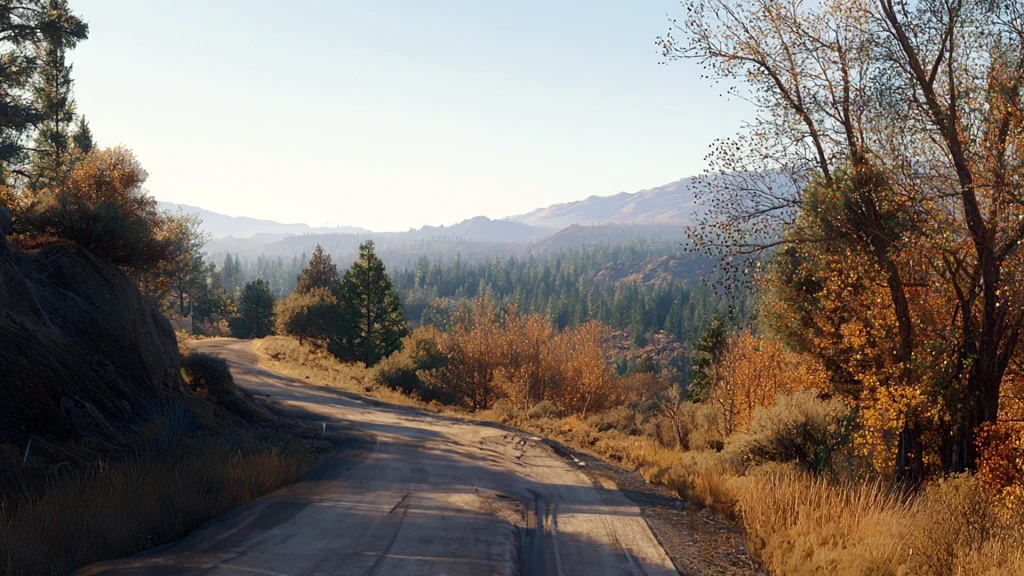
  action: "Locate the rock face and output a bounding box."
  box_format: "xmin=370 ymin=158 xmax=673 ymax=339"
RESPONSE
xmin=0 ymin=238 xmax=179 ymax=448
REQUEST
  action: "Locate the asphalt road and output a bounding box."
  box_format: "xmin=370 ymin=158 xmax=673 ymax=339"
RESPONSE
xmin=78 ymin=339 xmax=679 ymax=576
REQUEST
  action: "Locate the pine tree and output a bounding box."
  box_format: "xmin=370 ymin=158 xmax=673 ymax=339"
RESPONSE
xmin=233 ymin=279 xmax=275 ymax=339
xmin=29 ymin=0 xmax=88 ymax=189
xmin=72 ymin=115 xmax=93 ymax=154
xmin=296 ymin=244 xmax=341 ymax=296
xmin=280 ymin=244 xmax=346 ymax=347
xmin=221 ymin=253 xmax=237 ymax=293
xmin=0 ymin=1 xmax=87 ymax=181
xmin=339 ymin=241 xmax=408 ymax=366
xmin=688 ymin=313 xmax=727 ymax=401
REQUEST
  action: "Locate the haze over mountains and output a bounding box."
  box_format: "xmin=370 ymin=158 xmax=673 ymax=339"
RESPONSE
xmin=162 ymin=177 xmax=699 ymax=256
xmin=156 ymin=202 xmax=371 ymax=240
xmin=508 ymin=178 xmax=697 ymax=229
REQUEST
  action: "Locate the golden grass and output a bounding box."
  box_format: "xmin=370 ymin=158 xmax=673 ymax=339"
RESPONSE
xmin=256 ymin=335 xmax=1024 ymax=575
xmin=0 ymin=437 xmax=316 ymax=576
xmin=0 ymin=349 xmax=322 ymax=576
xmin=254 ymin=337 xmax=453 ymax=411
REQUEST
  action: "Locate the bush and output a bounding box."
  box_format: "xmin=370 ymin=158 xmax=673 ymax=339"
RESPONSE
xmin=275 ymin=287 xmax=342 ymax=346
xmin=15 ymin=147 xmax=170 ymax=270
xmin=527 ymin=400 xmax=561 ymax=420
xmin=587 ymin=406 xmax=640 ymax=435
xmin=180 ymin=352 xmax=233 ymax=395
xmin=374 ymin=353 xmax=420 ymax=395
xmin=727 ymin=390 xmax=853 ymax=475
xmin=405 ymin=327 xmax=449 ymax=371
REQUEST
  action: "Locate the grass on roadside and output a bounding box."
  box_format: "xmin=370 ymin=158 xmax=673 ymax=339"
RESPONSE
xmin=0 ymin=351 xmax=322 ymax=576
xmin=253 ymin=334 xmax=1024 ymax=576
xmin=255 ymin=336 xmax=452 ymax=411
xmin=0 ymin=435 xmax=315 ymax=575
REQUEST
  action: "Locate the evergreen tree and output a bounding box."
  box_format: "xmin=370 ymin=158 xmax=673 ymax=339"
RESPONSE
xmin=296 ymin=244 xmax=342 ymax=296
xmin=233 ymin=279 xmax=276 ymax=339
xmin=0 ymin=1 xmax=87 ymax=181
xmin=339 ymin=241 xmax=408 ymax=366
xmin=279 ymin=244 xmax=346 ymax=347
xmin=221 ymin=253 xmax=238 ymax=293
xmin=688 ymin=313 xmax=727 ymax=401
xmin=29 ymin=0 xmax=88 ymax=188
xmin=72 ymin=115 xmax=93 ymax=154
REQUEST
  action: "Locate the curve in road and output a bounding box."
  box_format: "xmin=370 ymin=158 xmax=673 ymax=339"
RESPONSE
xmin=78 ymin=338 xmax=679 ymax=576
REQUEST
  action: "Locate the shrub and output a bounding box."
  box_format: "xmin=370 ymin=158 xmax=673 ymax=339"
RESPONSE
xmin=374 ymin=353 xmax=420 ymax=395
xmin=405 ymin=327 xmax=449 ymax=371
xmin=906 ymin=474 xmax=1003 ymax=576
xmin=727 ymin=390 xmax=853 ymax=475
xmin=275 ymin=287 xmax=342 ymax=346
xmin=15 ymin=147 xmax=170 ymax=270
xmin=527 ymin=400 xmax=561 ymax=420
xmin=586 ymin=406 xmax=642 ymax=435
xmin=180 ymin=352 xmax=233 ymax=395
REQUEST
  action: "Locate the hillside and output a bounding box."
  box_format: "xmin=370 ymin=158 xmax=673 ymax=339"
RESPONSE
xmin=0 ymin=212 xmax=179 ymax=455
xmin=158 ymin=202 xmax=370 ymax=239
xmin=509 ymin=178 xmax=698 ymax=229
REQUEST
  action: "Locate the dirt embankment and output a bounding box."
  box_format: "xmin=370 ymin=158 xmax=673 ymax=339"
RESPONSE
xmin=0 ymin=206 xmax=179 ymax=466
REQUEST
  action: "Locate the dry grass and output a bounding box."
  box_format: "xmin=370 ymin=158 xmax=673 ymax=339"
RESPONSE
xmin=0 ymin=350 xmax=322 ymax=576
xmin=256 ymin=335 xmax=1024 ymax=575
xmin=255 ymin=336 xmax=452 ymax=411
xmin=0 ymin=437 xmax=315 ymax=576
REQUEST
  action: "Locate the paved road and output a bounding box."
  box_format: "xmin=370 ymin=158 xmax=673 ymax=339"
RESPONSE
xmin=79 ymin=339 xmax=679 ymax=576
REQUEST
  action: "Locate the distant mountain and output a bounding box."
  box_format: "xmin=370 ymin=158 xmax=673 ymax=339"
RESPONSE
xmin=404 ymin=216 xmax=549 ymax=244
xmin=157 ymin=202 xmax=370 ymax=239
xmin=206 ymin=215 xmax=551 ymax=261
xmin=530 ymin=223 xmax=689 ymax=251
xmin=509 ymin=178 xmax=698 ymax=229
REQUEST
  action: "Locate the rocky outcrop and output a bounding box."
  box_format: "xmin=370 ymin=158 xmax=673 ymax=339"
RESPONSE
xmin=0 ymin=236 xmax=179 ymax=450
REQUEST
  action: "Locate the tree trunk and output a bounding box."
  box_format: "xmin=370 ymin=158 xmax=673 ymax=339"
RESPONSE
xmin=891 ymin=418 xmax=924 ymax=492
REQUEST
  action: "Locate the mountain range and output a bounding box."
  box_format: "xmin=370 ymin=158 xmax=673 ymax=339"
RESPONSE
xmin=156 ymin=202 xmax=371 ymax=240
xmin=508 ymin=178 xmax=697 ymax=229
xmin=160 ymin=177 xmax=699 ymax=257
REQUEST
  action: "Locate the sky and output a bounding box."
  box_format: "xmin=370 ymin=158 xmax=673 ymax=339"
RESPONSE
xmin=69 ymin=1 xmax=751 ymax=232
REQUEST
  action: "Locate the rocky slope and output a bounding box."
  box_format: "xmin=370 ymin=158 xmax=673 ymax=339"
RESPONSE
xmin=0 ymin=206 xmax=179 ymax=458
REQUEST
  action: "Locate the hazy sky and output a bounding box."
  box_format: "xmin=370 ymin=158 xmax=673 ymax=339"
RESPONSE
xmin=70 ymin=1 xmax=751 ymax=231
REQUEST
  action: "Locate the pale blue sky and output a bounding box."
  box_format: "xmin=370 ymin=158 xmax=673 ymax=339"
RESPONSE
xmin=69 ymin=1 xmax=750 ymax=231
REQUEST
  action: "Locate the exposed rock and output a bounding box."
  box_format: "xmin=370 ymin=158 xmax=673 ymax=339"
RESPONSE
xmin=0 ymin=239 xmax=179 ymax=448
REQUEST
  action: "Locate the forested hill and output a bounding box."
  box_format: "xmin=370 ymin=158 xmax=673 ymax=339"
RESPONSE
xmin=392 ymin=241 xmax=753 ymax=351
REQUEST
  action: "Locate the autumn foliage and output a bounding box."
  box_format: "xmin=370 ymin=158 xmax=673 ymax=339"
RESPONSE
xmin=382 ymin=296 xmax=641 ymax=416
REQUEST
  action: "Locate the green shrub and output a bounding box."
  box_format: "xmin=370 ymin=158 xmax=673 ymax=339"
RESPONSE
xmin=374 ymin=353 xmax=420 ymax=395
xmin=728 ymin=390 xmax=853 ymax=475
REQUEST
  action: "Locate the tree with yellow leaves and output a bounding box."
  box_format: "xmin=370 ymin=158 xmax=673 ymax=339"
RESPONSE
xmin=668 ymin=0 xmax=1024 ymax=485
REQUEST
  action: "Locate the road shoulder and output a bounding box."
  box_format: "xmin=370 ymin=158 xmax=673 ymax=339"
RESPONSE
xmin=546 ymin=440 xmax=765 ymax=576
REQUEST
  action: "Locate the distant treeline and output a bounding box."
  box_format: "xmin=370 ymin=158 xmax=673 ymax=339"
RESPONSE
xmin=218 ymin=239 xmax=753 ymax=348
xmin=393 ymin=242 xmax=753 ymax=344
